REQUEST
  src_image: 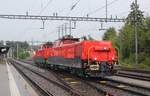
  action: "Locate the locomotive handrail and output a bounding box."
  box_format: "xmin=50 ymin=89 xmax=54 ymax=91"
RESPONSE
xmin=87 ymin=46 xmax=94 ymax=65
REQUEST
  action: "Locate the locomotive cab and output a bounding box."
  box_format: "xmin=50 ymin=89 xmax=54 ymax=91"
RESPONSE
xmin=81 ymin=41 xmax=118 ymax=77
xmin=53 ymin=35 xmax=79 ymax=47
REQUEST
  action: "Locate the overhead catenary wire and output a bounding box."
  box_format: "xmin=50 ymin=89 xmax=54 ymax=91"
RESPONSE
xmin=70 ymin=0 xmax=81 ymax=11
xmin=39 ymin=0 xmax=53 ymax=15
xmin=84 ymin=0 xmax=121 ymax=37
xmin=36 ymin=0 xmax=81 ymax=40
xmin=22 ymin=0 xmax=54 ymax=41
xmin=55 ymin=0 xmax=81 ymax=38
xmin=47 ymin=0 xmax=81 ymax=31
xmin=23 ymin=0 xmax=53 ymax=32
xmin=56 ymin=0 xmax=80 ymax=16
xmin=87 ymin=0 xmax=120 ymax=15
xmin=63 ymin=0 xmax=81 ymax=16
xmin=13 ymin=0 xmax=125 ymax=41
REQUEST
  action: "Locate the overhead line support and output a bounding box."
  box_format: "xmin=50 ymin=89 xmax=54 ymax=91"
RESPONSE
xmin=0 ymin=14 xmax=126 ymax=22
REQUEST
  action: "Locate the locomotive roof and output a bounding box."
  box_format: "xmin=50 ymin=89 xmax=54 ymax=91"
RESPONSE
xmin=60 ymin=35 xmax=79 ymax=41
xmin=61 ymin=38 xmax=79 ymax=41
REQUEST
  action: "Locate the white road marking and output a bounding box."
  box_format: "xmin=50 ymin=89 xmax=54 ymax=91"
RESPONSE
xmin=6 ymin=62 xmax=21 ymax=96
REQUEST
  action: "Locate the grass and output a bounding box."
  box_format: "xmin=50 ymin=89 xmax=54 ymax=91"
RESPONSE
xmin=121 ymin=63 xmax=150 ymax=70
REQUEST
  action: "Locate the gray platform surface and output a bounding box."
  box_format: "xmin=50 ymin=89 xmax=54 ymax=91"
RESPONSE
xmin=9 ymin=63 xmax=38 ymax=96
xmin=0 ymin=62 xmax=38 ymax=96
xmin=0 ymin=64 xmax=11 ymax=96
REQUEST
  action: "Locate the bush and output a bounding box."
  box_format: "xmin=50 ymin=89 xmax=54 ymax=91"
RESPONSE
xmin=121 ymin=53 xmax=150 ymax=69
xmin=19 ymin=51 xmax=30 ymax=59
xmin=142 ymin=56 xmax=150 ymax=68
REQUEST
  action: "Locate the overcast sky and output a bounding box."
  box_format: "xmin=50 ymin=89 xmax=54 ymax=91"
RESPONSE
xmin=0 ymin=0 xmax=149 ymax=42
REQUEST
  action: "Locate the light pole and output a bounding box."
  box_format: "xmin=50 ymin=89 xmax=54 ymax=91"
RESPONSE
xmin=106 ymin=0 xmax=108 ymax=20
xmin=61 ymin=25 xmax=64 ymax=37
xmin=57 ymin=27 xmax=61 ymax=39
xmin=64 ymin=23 xmax=68 ymax=35
xmin=17 ymin=43 xmax=19 ymax=59
xmin=135 ymin=0 xmax=138 ymax=65
xmin=69 ymin=21 xmax=72 ymax=35
xmin=119 ymin=29 xmax=122 ymax=65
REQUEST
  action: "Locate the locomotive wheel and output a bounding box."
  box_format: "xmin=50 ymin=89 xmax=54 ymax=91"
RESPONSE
xmin=54 ymin=65 xmax=58 ymax=70
xmin=70 ymin=68 xmax=76 ymax=75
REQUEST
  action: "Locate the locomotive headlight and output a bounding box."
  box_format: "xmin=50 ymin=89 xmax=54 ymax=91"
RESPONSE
xmin=33 ymin=51 xmax=36 ymax=55
xmin=112 ymin=57 xmax=114 ymax=60
xmin=94 ymin=57 xmax=97 ymax=60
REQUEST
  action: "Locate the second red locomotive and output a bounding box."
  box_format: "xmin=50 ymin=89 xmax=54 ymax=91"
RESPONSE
xmin=33 ymin=35 xmax=118 ymax=77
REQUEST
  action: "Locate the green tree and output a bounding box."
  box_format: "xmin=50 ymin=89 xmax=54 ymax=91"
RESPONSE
xmin=19 ymin=49 xmax=30 ymax=59
xmin=127 ymin=2 xmax=144 ymax=25
xmin=118 ymin=2 xmax=150 ymax=68
xmin=103 ymin=27 xmax=118 ymax=47
xmin=6 ymin=41 xmax=30 ymax=59
xmin=119 ymin=2 xmax=144 ymax=61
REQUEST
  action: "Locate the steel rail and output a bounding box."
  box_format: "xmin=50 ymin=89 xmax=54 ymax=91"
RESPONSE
xmin=102 ymin=77 xmax=150 ymax=96
xmin=8 ymin=62 xmax=53 ymax=96
xmin=116 ymin=71 xmax=150 ymax=82
xmin=11 ymin=59 xmax=150 ymax=96
xmin=9 ymin=59 xmax=82 ymax=96
xmin=13 ymin=59 xmax=114 ymax=96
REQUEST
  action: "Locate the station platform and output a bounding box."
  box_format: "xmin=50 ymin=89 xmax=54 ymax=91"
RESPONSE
xmin=0 ymin=62 xmax=38 ymax=96
xmin=0 ymin=63 xmax=10 ymax=96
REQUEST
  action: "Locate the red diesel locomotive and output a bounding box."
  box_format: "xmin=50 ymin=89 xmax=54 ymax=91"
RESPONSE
xmin=33 ymin=35 xmax=118 ymax=77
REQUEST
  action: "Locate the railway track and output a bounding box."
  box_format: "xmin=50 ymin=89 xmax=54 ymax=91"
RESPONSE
xmin=50 ymin=66 xmax=150 ymax=96
xmin=9 ymin=59 xmax=150 ymax=96
xmin=45 ymin=66 xmax=150 ymax=96
xmin=120 ymin=67 xmax=150 ymax=74
xmin=103 ymin=76 xmax=150 ymax=96
xmin=49 ymin=69 xmax=150 ymax=96
xmin=8 ymin=61 xmax=54 ymax=96
xmin=23 ymin=60 xmax=115 ymax=96
xmin=20 ymin=59 xmax=130 ymax=96
xmin=48 ymin=69 xmax=112 ymax=96
xmin=116 ymin=70 xmax=150 ymax=81
xmin=9 ymin=59 xmax=113 ymax=96
xmin=8 ymin=59 xmax=82 ymax=96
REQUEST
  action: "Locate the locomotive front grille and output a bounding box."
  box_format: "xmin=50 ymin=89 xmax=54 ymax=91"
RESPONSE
xmin=90 ymin=65 xmax=99 ymax=71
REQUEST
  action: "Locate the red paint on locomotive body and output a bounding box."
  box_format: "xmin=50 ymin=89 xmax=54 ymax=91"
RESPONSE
xmin=80 ymin=41 xmax=117 ymax=63
xmin=50 ymin=37 xmax=118 ymax=64
xmin=33 ymin=35 xmax=118 ymax=77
